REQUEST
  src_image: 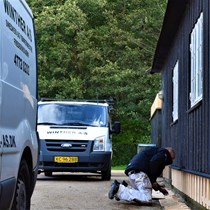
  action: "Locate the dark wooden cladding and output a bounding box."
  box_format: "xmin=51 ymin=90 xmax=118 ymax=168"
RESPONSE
xmin=150 ymin=109 xmax=162 ymax=147
xmin=151 ymin=0 xmax=210 ymax=177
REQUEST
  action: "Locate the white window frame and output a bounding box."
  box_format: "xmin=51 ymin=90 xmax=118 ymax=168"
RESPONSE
xmin=172 ymin=60 xmax=179 ymax=122
xmin=190 ymin=12 xmax=203 ymax=107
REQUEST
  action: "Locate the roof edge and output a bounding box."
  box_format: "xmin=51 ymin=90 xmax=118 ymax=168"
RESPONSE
xmin=150 ymin=0 xmax=188 ymax=73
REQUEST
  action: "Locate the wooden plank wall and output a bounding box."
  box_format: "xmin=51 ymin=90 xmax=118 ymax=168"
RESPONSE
xmin=160 ymin=0 xmax=210 ymax=176
xmin=155 ymin=1 xmax=210 ymax=209
xmin=150 ymin=93 xmax=162 ymax=147
xmin=170 ymin=168 xmax=210 ymax=209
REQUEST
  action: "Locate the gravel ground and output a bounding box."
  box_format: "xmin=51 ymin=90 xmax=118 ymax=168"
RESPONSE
xmin=31 ymin=171 xmax=162 ymax=210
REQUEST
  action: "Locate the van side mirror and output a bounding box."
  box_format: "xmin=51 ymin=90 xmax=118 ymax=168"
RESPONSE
xmin=111 ymin=121 xmax=121 ymax=134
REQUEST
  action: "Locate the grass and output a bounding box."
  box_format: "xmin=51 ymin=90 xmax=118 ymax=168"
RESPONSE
xmin=111 ymin=165 xmax=126 ymax=170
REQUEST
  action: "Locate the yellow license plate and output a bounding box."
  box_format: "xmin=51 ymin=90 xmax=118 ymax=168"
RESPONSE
xmin=54 ymin=156 xmax=78 ymax=163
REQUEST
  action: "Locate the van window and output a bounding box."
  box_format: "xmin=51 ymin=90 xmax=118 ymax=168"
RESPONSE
xmin=38 ymin=104 xmax=107 ymax=127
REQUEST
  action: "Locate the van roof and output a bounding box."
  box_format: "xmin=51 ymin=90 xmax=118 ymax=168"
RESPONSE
xmin=38 ymin=100 xmax=109 ymax=107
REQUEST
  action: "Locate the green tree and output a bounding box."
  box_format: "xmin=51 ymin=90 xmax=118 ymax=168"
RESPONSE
xmin=28 ymin=0 xmax=166 ymax=147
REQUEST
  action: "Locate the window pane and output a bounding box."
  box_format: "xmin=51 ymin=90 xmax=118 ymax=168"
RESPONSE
xmin=173 ymin=61 xmax=179 ymax=121
xmin=190 ymin=12 xmax=203 ymax=106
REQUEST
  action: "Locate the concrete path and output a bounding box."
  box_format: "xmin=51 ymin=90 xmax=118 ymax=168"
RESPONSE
xmin=112 ymin=170 xmax=190 ymax=210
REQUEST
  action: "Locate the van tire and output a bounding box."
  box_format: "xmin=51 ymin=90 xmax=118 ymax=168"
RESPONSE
xmin=101 ymin=169 xmax=111 ymax=180
xmin=12 ymin=159 xmax=31 ymax=210
xmin=101 ymin=160 xmax=111 ymax=181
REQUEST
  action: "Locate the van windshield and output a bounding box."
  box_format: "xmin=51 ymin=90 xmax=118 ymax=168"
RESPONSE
xmin=38 ymin=103 xmax=107 ymax=127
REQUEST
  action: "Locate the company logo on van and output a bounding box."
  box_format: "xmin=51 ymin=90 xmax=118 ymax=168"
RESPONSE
xmin=46 ymin=130 xmax=88 ymax=135
xmin=61 ymin=143 xmax=72 ymax=148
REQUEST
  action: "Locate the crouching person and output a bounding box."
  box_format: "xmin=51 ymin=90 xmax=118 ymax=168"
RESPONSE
xmin=108 ymin=147 xmax=176 ymax=203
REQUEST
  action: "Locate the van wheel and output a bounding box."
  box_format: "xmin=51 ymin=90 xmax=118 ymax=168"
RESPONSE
xmin=102 ymin=162 xmax=111 ymax=181
xmin=44 ymin=171 xmax=52 ymax=176
xmin=101 ymin=169 xmax=111 ymax=180
xmin=12 ymin=159 xmax=31 ymax=210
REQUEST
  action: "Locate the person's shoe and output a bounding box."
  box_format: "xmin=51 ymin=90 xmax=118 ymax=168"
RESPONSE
xmin=108 ymin=180 xmax=120 ymax=199
xmin=115 ymin=196 xmax=120 ymax=201
xmin=114 ymin=180 xmax=127 ymax=201
xmin=121 ymin=180 xmax=128 ymax=187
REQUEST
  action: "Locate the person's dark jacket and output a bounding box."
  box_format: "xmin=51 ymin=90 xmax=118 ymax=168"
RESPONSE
xmin=124 ymin=147 xmax=173 ymax=183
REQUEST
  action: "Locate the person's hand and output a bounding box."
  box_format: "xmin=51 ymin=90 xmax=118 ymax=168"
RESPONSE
xmin=152 ymin=182 xmax=160 ymax=191
xmin=159 ymin=187 xmax=169 ymax=195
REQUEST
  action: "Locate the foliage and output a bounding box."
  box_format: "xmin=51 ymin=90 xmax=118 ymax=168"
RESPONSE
xmin=112 ymin=143 xmax=137 ymax=166
xmin=111 ymin=165 xmax=126 ymax=170
xmin=27 ymin=0 xmax=166 ymax=147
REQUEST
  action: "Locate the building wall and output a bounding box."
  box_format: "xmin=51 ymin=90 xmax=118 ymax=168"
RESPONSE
xmin=163 ymin=167 xmax=210 ymax=209
xmin=160 ymin=0 xmax=210 ymax=177
xmin=151 ymin=0 xmax=210 ymax=209
xmin=150 ymin=92 xmax=162 ymax=147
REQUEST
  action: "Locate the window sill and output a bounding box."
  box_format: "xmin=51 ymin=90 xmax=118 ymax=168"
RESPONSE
xmin=170 ymin=119 xmax=178 ymax=127
xmin=187 ymin=100 xmax=202 ymax=113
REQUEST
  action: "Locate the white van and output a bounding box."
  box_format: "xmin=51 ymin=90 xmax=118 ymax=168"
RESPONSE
xmin=0 ymin=0 xmax=38 ymax=209
xmin=37 ymin=99 xmax=120 ymax=180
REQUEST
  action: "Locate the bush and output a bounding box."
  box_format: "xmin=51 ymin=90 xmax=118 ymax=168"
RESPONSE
xmin=112 ymin=143 xmax=137 ymax=166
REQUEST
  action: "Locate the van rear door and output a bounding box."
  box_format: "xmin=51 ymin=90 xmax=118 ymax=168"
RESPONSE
xmin=0 ymin=0 xmax=3 ymax=182
xmin=1 ymin=0 xmax=37 ymax=179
